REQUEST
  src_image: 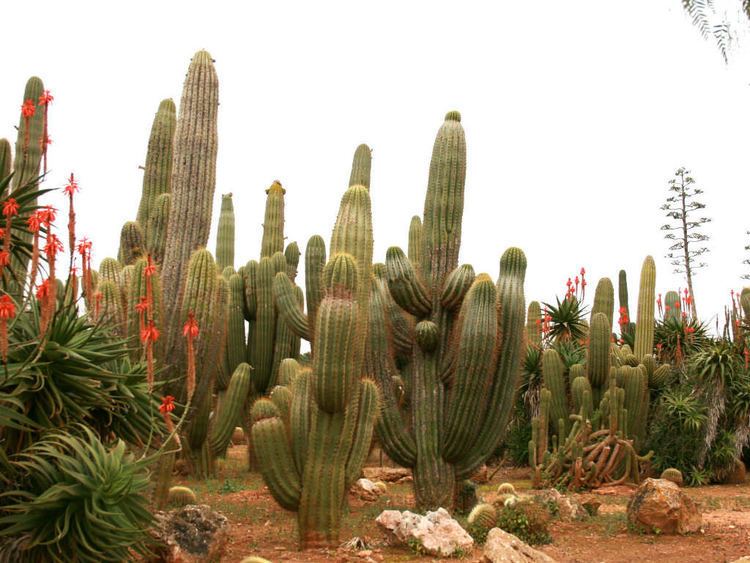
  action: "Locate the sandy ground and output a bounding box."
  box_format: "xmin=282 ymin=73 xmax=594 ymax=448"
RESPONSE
xmin=172 ymin=446 xmax=750 ymax=562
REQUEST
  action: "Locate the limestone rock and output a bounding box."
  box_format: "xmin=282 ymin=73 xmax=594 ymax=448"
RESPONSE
xmin=482 ymin=527 xmax=557 ymax=562
xmin=376 ymin=508 xmax=473 ymax=557
xmin=149 ymin=504 xmax=229 ymax=563
xmin=626 ymin=478 xmax=701 ymax=534
xmin=353 ymin=478 xmax=385 ymax=501
xmin=535 ymin=489 xmax=587 ymax=521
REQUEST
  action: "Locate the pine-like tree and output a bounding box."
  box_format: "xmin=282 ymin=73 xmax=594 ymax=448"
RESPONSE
xmin=661 ymin=167 xmax=710 ymax=319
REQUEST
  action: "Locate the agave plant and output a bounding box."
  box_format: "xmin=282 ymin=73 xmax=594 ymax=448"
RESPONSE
xmin=542 ymin=296 xmax=588 ymax=344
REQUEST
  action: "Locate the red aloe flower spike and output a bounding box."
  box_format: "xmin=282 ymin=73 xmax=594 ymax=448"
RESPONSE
xmin=0 ymin=295 xmax=15 ymax=363
xmin=21 ymin=99 xmax=35 ymax=152
xmin=135 ymin=296 xmax=149 ymax=335
xmin=64 ymin=174 xmax=79 ymax=256
xmin=745 ymin=348 xmax=749 ymax=370
xmin=183 ymin=312 xmax=199 ymax=401
xmin=159 ymin=395 xmax=176 ymax=435
xmin=38 ymin=90 xmax=53 ymax=173
xmin=141 ymin=320 xmax=160 ymax=391
xmin=36 ymin=278 xmax=53 ymax=334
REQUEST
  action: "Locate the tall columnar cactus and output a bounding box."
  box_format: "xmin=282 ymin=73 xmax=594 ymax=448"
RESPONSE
xmin=348 ymin=143 xmax=372 ymax=189
xmin=542 ymin=349 xmax=569 ymax=436
xmin=208 ymin=362 xmax=253 ymax=457
xmin=618 ymin=365 xmax=649 ymax=450
xmin=253 ymin=184 xmax=379 ymax=548
xmin=11 ymin=77 xmax=45 ymax=194
xmin=527 ymin=300 xmax=542 ymax=348
xmin=664 ymin=290 xmax=681 ymax=321
xmin=136 ymin=99 xmax=176 ymax=228
xmin=216 ymin=193 xmax=235 ymax=270
xmin=146 ymin=193 xmax=171 ymax=264
xmin=372 ymin=112 xmax=526 ymax=510
xmin=634 ymin=256 xmax=656 ymax=361
xmin=118 ymin=221 xmax=145 ymax=266
xmin=222 ymin=272 xmax=246 ymax=391
xmin=161 ymin=50 xmax=219 ymax=387
xmin=587 ymin=312 xmax=611 ymax=405
xmin=408 ymin=215 xmax=422 ymax=266
xmin=618 ymin=269 xmax=634 ymax=337
xmin=591 ymin=277 xmax=614 ymax=330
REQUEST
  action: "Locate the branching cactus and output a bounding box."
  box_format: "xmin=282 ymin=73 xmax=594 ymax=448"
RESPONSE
xmin=252 ymin=184 xmax=379 ymax=548
xmin=366 ymin=112 xmax=526 ymax=510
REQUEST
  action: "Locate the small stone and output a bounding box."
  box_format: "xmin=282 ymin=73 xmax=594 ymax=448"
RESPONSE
xmin=353 ymin=478 xmax=384 ymax=501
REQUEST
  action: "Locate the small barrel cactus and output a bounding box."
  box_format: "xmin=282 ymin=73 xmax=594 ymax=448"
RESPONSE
xmin=660 ymin=468 xmax=684 ymax=487
xmin=167 ymin=486 xmax=197 ymax=506
xmin=467 ymin=502 xmax=497 ymax=543
xmin=497 ymin=482 xmax=517 ymax=496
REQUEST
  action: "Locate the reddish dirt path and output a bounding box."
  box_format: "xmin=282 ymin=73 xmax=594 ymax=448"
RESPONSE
xmin=174 ymin=447 xmax=750 ymax=562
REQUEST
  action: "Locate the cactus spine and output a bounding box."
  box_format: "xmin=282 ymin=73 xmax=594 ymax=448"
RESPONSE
xmin=253 ymin=184 xmax=379 ymax=548
xmin=634 ymin=256 xmax=656 ymax=361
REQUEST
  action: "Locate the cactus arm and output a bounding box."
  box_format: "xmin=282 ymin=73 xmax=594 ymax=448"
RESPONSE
xmin=344 ymin=378 xmax=380 ymax=489
xmin=252 ymin=413 xmax=302 ymax=511
xmin=304 ymin=235 xmax=326 ymax=339
xmin=118 ymin=221 xmax=145 ymax=265
xmin=407 ymin=215 xmax=423 ymax=267
xmin=587 ymin=312 xmax=611 ymax=402
xmin=455 ymin=247 xmax=527 ymax=479
xmin=367 ymin=278 xmax=417 ymax=467
xmin=136 ymin=99 xmax=176 ymax=228
xmin=209 ymin=363 xmax=252 ymax=457
xmin=146 ymin=193 xmax=171 ymax=265
xmin=216 ymin=193 xmax=235 ymax=270
xmin=223 ymin=273 xmax=246 ymax=387
xmin=591 ymin=277 xmax=614 ymax=330
xmin=440 ymin=264 xmax=476 ymax=310
xmin=419 ymin=111 xmax=466 ymax=292
xmin=385 ymin=246 xmax=431 ymax=317
xmin=348 ymin=143 xmax=372 ymax=190
xmin=0 ymin=139 xmax=11 ymax=183
xmin=541 ymin=349 xmax=569 ymax=438
xmin=443 ymin=275 xmax=499 ymax=462
xmin=248 ymin=256 xmax=277 ymax=393
xmin=260 ymin=181 xmax=285 ymax=258
xmin=289 ymin=369 xmax=312 ymax=476
xmin=242 ymin=260 xmax=258 ymax=320
xmin=274 ymin=272 xmax=310 ymax=340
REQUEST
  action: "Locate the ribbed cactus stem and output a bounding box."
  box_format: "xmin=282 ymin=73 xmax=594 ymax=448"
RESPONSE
xmin=118 ymin=221 xmax=145 ymax=266
xmin=618 ymin=269 xmax=632 ymax=335
xmin=261 ymin=181 xmax=285 ymax=259
xmin=420 ymin=111 xmax=466 ymax=290
xmin=587 ymin=312 xmax=611 ymax=402
xmin=0 ymin=139 xmax=10 ymax=184
xmin=11 ymin=77 xmax=45 ymax=194
xmin=143 ymin=193 xmax=170 ymax=265
xmin=348 ymin=143 xmax=372 ymax=189
xmin=136 ymin=99 xmax=176 ymax=228
xmin=161 ymin=50 xmax=219 ymax=376
xmin=216 ymin=193 xmax=235 ymax=270
xmin=634 ymin=256 xmax=656 ymax=361
xmin=209 ymin=363 xmax=252 ymax=457
xmin=664 ymin=290 xmax=681 ymax=321
xmin=526 ymin=300 xmax=542 ymax=347
xmin=591 ymin=277 xmax=614 ymax=330
xmin=542 ymin=349 xmax=568 ymax=437
xmin=408 ymin=215 xmax=422 ymax=267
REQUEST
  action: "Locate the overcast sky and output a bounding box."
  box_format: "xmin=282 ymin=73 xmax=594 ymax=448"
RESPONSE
xmin=2 ymin=1 xmax=749 ymax=328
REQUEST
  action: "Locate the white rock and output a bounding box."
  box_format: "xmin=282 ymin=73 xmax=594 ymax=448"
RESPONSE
xmin=482 ymin=528 xmax=557 ymax=563
xmin=376 ymin=507 xmax=474 ymax=557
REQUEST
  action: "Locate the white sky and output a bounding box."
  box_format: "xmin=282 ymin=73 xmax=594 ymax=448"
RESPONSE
xmin=2 ymin=1 xmax=749 ymax=327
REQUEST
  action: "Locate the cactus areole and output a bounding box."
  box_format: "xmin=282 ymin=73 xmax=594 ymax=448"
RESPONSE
xmin=377 ymin=112 xmax=527 ymax=510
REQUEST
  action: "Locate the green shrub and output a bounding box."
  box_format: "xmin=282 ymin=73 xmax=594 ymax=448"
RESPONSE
xmin=495 ymin=499 xmax=552 ymax=546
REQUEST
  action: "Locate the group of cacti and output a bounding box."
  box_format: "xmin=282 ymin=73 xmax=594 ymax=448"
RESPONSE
xmin=527 ymin=257 xmax=671 ymax=489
